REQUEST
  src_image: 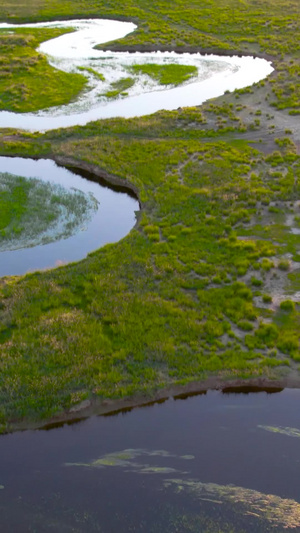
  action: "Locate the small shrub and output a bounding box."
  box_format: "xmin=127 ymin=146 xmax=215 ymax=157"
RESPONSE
xmin=251 ymin=277 xmax=263 ymax=287
xmin=262 ymin=294 xmax=272 ymax=304
xmin=278 ymin=259 xmax=290 ymax=271
xmin=238 ymin=320 xmax=253 ymax=331
xmin=280 ymin=300 xmax=295 ymax=311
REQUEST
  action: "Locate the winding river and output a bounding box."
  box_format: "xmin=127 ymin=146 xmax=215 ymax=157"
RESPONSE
xmin=0 ymin=18 xmax=273 ymax=131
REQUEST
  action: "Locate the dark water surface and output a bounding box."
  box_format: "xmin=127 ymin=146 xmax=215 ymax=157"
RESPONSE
xmin=0 ymin=157 xmax=139 ymax=277
xmin=0 ymin=388 xmax=300 ymax=531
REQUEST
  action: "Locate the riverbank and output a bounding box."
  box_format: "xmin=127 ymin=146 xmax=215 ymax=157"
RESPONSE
xmin=8 ymin=375 xmax=300 ymax=434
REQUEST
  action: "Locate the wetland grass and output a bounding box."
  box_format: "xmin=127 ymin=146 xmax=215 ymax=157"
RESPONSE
xmin=127 ymin=63 xmax=198 ymax=86
xmin=0 ymin=27 xmax=86 ymax=113
xmin=103 ymin=77 xmax=135 ymax=98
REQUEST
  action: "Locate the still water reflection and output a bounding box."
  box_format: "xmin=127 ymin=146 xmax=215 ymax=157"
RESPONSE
xmin=0 ymin=388 xmax=299 ymax=531
xmin=0 ymin=157 xmax=139 ymax=276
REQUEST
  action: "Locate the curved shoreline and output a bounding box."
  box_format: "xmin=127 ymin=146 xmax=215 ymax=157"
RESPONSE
xmin=0 ymin=155 xmax=139 ymax=276
xmin=52 ymin=155 xmax=141 ymax=204
xmin=7 ymin=375 xmax=300 ymax=434
xmin=100 ymin=42 xmax=275 ymax=63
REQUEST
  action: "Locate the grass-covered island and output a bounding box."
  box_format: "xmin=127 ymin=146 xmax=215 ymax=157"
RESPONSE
xmin=0 ymin=0 xmax=299 ymax=432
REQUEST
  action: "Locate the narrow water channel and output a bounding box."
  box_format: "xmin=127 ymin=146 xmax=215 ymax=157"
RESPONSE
xmin=0 ymin=388 xmax=299 ymax=531
xmin=0 ymin=157 xmax=139 ymax=277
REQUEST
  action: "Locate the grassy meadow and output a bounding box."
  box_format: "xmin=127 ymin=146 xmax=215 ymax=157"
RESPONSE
xmin=0 ymin=0 xmax=299 ymax=431
xmin=0 ymin=27 xmax=87 ymax=112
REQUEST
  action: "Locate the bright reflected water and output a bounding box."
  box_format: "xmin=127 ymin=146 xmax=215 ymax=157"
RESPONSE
xmin=0 ymin=18 xmax=274 ymax=131
xmin=0 ymin=157 xmax=139 ymax=276
xmin=0 ymin=389 xmax=300 ymax=531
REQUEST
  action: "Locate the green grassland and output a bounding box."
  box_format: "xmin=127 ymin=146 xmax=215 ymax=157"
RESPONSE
xmin=0 ymin=27 xmax=86 ymax=112
xmin=0 ymin=0 xmax=299 ymax=431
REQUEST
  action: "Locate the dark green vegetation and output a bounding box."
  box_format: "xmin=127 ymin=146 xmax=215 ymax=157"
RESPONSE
xmin=0 ymin=27 xmax=86 ymax=112
xmin=128 ymin=64 xmax=198 ymax=86
xmin=0 ymin=172 xmax=97 ymax=250
xmin=0 ymin=0 xmax=299 ymax=431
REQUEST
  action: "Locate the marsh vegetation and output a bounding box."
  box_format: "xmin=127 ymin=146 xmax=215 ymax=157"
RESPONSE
xmin=127 ymin=63 xmax=198 ymax=86
xmin=0 ymin=0 xmax=299 ymax=431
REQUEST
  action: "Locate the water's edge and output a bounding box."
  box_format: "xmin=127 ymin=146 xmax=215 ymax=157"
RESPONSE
xmin=0 ymin=155 xmax=140 ymax=276
xmin=53 ymin=155 xmax=141 ymax=203
xmin=8 ymin=375 xmax=300 ymax=434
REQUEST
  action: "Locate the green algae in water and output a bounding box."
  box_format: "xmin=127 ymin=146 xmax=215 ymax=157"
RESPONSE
xmin=163 ymin=479 xmax=300 ymax=529
xmin=149 ymin=506 xmax=246 ymax=533
xmin=139 ymin=466 xmax=180 ymax=474
xmin=0 ymin=172 xmax=98 ymax=251
xmin=258 ymin=425 xmax=300 ymax=438
xmin=65 ymin=448 xmax=193 ymax=474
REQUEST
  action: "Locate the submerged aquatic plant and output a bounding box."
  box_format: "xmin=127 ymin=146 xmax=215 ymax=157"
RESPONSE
xmin=0 ymin=172 xmax=98 ymax=251
xmin=164 ymin=479 xmax=300 ymax=529
xmin=258 ymin=425 xmax=300 ymax=438
xmin=65 ymin=448 xmax=194 ymax=474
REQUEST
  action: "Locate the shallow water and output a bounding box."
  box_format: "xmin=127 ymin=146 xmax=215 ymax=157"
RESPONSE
xmin=0 ymin=388 xmax=300 ymax=531
xmin=0 ymin=18 xmax=273 ymax=131
xmin=0 ymin=157 xmax=139 ymax=276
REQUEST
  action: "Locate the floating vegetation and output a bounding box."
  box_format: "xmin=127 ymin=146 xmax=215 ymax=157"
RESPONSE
xmin=65 ymin=448 xmax=193 ymax=475
xmin=0 ymin=172 xmax=98 ymax=251
xmin=258 ymin=425 xmax=300 ymax=439
xmin=139 ymin=466 xmax=179 ymax=474
xmin=164 ymin=479 xmax=300 ymax=529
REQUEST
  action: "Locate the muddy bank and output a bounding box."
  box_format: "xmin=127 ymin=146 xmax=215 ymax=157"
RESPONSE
xmin=7 ymin=374 xmax=300 ymax=434
xmin=52 ymin=155 xmax=141 ymax=204
xmin=100 ymin=42 xmax=274 ymax=63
